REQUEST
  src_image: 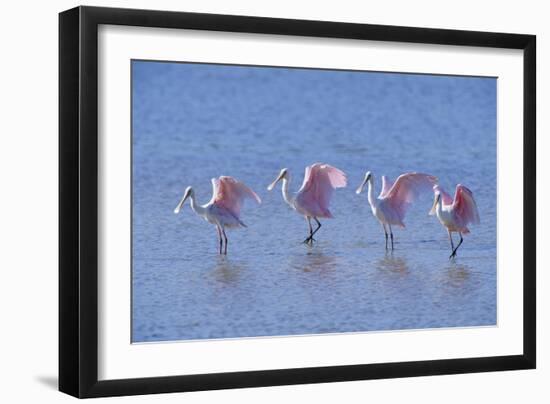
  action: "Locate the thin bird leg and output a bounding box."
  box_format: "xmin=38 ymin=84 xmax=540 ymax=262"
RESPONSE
xmin=304 ymin=217 xmax=314 ymax=244
xmin=216 ymin=225 xmax=223 ymax=255
xmin=389 ymin=224 xmax=394 ymax=251
xmin=222 ymin=227 xmax=228 ymax=255
xmin=310 ymin=218 xmax=322 ymax=242
xmin=447 ymin=230 xmax=455 ymax=259
xmin=450 ymin=233 xmax=464 ymax=258
xmin=382 ymin=223 xmax=388 ymax=250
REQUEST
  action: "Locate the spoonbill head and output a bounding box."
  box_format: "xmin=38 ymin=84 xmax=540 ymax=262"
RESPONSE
xmin=174 ymin=186 xmax=193 ymax=214
xmin=356 ymin=171 xmax=372 ymax=194
xmin=267 ymin=168 xmax=289 ymax=191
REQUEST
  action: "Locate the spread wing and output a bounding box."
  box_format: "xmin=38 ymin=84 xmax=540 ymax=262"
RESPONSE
xmin=382 ymin=172 xmax=438 ymax=218
xmin=210 ymin=176 xmax=261 ymax=218
xmin=296 ymin=163 xmax=347 ymax=217
xmin=452 ymin=184 xmax=480 ymax=227
xmin=434 ymin=184 xmax=453 ymax=206
xmin=379 ymin=175 xmax=394 ymax=198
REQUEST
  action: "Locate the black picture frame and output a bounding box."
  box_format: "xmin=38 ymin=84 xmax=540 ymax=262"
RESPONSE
xmin=59 ymin=5 xmax=536 ymax=398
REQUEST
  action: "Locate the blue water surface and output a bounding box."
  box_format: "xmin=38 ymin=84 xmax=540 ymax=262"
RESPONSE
xmin=131 ymin=61 xmax=497 ymax=342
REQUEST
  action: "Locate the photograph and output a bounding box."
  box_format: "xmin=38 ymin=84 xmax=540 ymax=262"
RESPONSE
xmin=131 ymin=60 xmax=496 ymax=343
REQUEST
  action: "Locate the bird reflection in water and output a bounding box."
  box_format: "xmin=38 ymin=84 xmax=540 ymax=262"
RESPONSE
xmin=376 ymin=253 xmax=409 ymax=277
xmin=291 ymin=250 xmax=338 ymax=274
xmin=444 ymin=263 xmax=471 ymax=288
xmin=212 ymin=256 xmax=246 ymax=285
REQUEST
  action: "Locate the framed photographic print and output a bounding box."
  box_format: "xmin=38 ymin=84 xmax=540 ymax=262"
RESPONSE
xmin=59 ymin=6 xmax=536 ymax=398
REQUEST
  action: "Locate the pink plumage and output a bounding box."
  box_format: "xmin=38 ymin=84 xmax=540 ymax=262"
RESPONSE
xmin=356 ymin=171 xmax=437 ymax=250
xmin=174 ymin=175 xmax=261 ymax=254
xmin=294 ymin=163 xmax=347 ymax=218
xmin=450 ymin=184 xmax=480 ymax=233
xmin=433 ymin=184 xmax=453 ymax=205
xmin=430 ymin=183 xmax=480 ymax=258
xmin=380 ymin=172 xmax=438 ymax=227
xmin=267 ymin=162 xmax=347 ymax=245
xmin=379 ymin=175 xmax=394 ymax=198
xmin=211 ymin=176 xmax=261 ymax=222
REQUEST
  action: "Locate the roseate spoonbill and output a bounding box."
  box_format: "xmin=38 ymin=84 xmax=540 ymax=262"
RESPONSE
xmin=174 ymin=176 xmax=261 ymax=254
xmin=429 ymin=184 xmax=480 ymax=259
xmin=267 ymin=163 xmax=347 ymax=245
xmin=356 ymin=172 xmax=437 ymax=250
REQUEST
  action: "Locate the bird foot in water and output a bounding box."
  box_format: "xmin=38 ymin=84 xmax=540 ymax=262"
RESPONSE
xmin=303 ymin=237 xmax=316 ymax=244
xmin=449 ymin=251 xmax=457 ymax=259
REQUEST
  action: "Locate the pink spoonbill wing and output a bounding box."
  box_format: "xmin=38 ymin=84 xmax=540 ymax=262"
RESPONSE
xmin=383 ymin=172 xmax=438 ymax=217
xmin=210 ymin=176 xmax=261 ymax=218
xmin=434 ymin=184 xmax=453 ymax=206
xmin=295 ymin=163 xmax=347 ymax=218
xmin=452 ymin=184 xmax=480 ymax=226
xmin=379 ymin=175 xmax=395 ymax=198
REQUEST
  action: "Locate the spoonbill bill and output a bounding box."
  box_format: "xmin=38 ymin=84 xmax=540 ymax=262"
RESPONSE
xmin=429 ymin=184 xmax=480 ymax=259
xmin=267 ymin=163 xmax=347 ymax=245
xmin=174 ymin=176 xmax=261 ymax=254
xmin=356 ymin=172 xmax=437 ymax=250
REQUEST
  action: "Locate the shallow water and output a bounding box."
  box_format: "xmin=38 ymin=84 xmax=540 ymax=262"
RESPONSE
xmin=131 ymin=61 xmax=496 ymax=342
